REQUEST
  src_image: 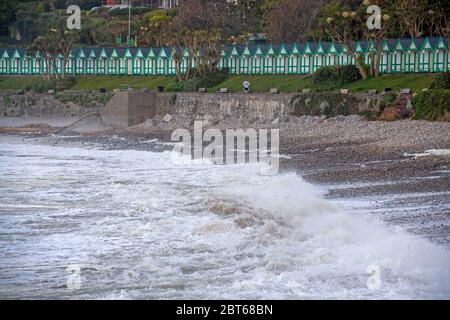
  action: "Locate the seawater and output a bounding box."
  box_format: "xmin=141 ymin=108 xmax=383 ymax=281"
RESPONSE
xmin=0 ymin=136 xmax=449 ymax=299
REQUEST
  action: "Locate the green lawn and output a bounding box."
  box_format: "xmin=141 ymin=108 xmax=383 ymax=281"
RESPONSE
xmin=0 ymin=75 xmax=175 ymax=91
xmin=346 ymin=74 xmax=437 ymax=93
xmin=210 ymin=73 xmax=437 ymax=93
xmin=0 ymin=73 xmax=438 ymax=93
xmin=0 ymin=76 xmax=44 ymax=90
xmin=71 ymin=76 xmax=175 ymax=90
xmin=209 ymin=75 xmax=311 ymax=93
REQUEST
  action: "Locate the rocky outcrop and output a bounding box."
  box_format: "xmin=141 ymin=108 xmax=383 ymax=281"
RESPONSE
xmin=290 ymin=92 xmax=380 ymax=117
xmin=0 ymin=91 xmax=111 ymax=117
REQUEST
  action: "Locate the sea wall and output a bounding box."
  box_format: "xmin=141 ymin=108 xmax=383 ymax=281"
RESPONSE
xmin=101 ymin=91 xmax=157 ymax=127
xmin=0 ymin=90 xmax=380 ymax=123
xmin=157 ymin=92 xmax=378 ymax=122
xmin=0 ymin=91 xmax=112 ymax=117
xmin=157 ymin=93 xmax=297 ymax=122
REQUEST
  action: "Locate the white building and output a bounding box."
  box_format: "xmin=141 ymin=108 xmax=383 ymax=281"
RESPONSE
xmin=102 ymin=0 xmax=179 ymax=9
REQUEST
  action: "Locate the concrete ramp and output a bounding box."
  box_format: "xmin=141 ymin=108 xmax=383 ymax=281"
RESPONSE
xmin=100 ymin=91 xmax=157 ymax=127
xmin=58 ymin=113 xmax=112 ymax=134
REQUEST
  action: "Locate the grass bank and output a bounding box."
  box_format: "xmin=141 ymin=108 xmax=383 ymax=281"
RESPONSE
xmin=71 ymin=76 xmax=175 ymax=91
xmin=0 ymin=76 xmax=44 ymax=90
xmin=0 ymin=75 xmax=175 ymax=91
xmin=0 ymin=73 xmax=437 ymax=93
xmin=211 ymin=73 xmax=436 ymax=93
xmin=209 ymin=75 xmax=311 ymax=93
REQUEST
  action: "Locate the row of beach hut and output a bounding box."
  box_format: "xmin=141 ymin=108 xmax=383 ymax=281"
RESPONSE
xmin=0 ymin=37 xmax=448 ymax=76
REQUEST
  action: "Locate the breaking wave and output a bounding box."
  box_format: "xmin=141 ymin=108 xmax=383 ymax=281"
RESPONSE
xmin=0 ymin=136 xmax=449 ymax=299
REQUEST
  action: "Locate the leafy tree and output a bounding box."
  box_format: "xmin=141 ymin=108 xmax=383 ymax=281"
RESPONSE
xmin=162 ymin=24 xmax=190 ymax=81
xmin=175 ymin=0 xmax=229 ymax=32
xmin=0 ymin=0 xmax=17 ymax=35
xmin=138 ymin=10 xmax=173 ymax=47
xmin=57 ymin=28 xmax=79 ymax=79
xmin=162 ymin=25 xmax=224 ymax=81
xmin=424 ymin=0 xmax=450 ymax=39
xmin=321 ymin=0 xmax=394 ymax=79
xmin=29 ymin=19 xmax=79 ymax=80
xmin=261 ymin=0 xmax=281 ymax=11
xmin=359 ymin=1 xmax=395 ymax=77
xmin=64 ymin=0 xmax=101 ymax=10
xmin=394 ymin=0 xmax=449 ymax=38
xmin=260 ymin=0 xmax=280 ymax=29
xmin=228 ymin=0 xmax=265 ymax=34
xmin=53 ymin=0 xmax=68 ymax=9
xmin=321 ymin=1 xmax=366 ymax=79
xmin=265 ymin=0 xmax=327 ymax=43
xmin=29 ymin=29 xmax=60 ymax=80
xmin=8 ymin=2 xmax=60 ymax=44
xmin=396 ymin=0 xmax=429 ymax=37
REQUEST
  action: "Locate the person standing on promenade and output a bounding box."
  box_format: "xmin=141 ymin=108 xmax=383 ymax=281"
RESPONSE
xmin=243 ymin=80 xmax=251 ymax=93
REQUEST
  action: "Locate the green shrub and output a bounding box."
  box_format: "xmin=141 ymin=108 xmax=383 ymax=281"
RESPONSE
xmin=382 ymin=92 xmax=397 ymax=105
xmin=3 ymin=95 xmax=12 ymax=105
xmin=170 ymin=94 xmax=177 ymax=105
xmin=109 ymin=7 xmax=152 ymax=17
xmin=291 ymin=92 xmax=362 ymax=117
xmin=430 ymin=72 xmax=450 ymax=90
xmin=30 ymin=79 xmax=57 ymax=93
xmin=378 ymin=92 xmax=397 ymax=112
xmin=312 ymin=66 xmax=340 ymax=84
xmin=339 ymin=65 xmax=361 ymax=84
xmin=98 ymin=94 xmax=113 ymax=105
xmin=166 ymin=81 xmax=185 ymax=92
xmin=27 ymin=77 xmax=76 ymax=93
xmin=55 ymin=76 xmax=76 ymax=91
xmin=55 ymin=93 xmax=112 ymax=107
xmin=164 ymin=68 xmax=229 ymax=93
xmin=166 ymin=9 xmax=177 ymax=17
xmin=312 ymin=65 xmax=361 ymax=88
xmin=182 ymin=78 xmax=203 ymax=92
xmin=182 ymin=68 xmax=229 ymax=92
xmin=413 ymin=89 xmax=450 ymax=121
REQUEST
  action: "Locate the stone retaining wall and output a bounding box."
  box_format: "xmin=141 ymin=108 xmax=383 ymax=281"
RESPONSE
xmin=157 ymin=93 xmax=297 ymax=121
xmin=0 ymin=90 xmax=380 ymax=122
xmin=0 ymin=91 xmax=111 ymax=117
xmin=157 ymin=92 xmax=378 ymax=120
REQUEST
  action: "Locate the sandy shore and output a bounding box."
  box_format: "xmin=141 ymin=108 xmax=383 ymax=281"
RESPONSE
xmin=1 ymin=115 xmax=449 ymax=245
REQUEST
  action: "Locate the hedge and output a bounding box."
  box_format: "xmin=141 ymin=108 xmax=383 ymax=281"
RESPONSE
xmin=430 ymin=72 xmax=450 ymax=90
xmin=413 ymin=89 xmax=450 ymax=121
xmin=312 ymin=65 xmax=361 ymax=88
